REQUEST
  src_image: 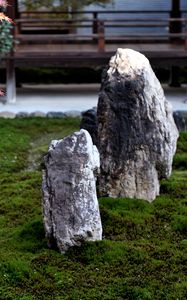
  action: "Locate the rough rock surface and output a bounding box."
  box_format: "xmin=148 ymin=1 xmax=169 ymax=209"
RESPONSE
xmin=42 ymin=129 xmax=102 ymax=253
xmin=173 ymin=111 xmax=187 ymax=132
xmin=97 ymin=48 xmax=179 ymax=202
xmin=80 ymin=107 xmax=98 ymax=146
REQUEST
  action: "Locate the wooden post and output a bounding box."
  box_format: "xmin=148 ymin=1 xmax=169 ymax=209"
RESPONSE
xmin=6 ymin=0 xmax=19 ymax=19
xmin=169 ymin=66 xmax=181 ymax=87
xmin=5 ymin=0 xmax=17 ymax=103
xmin=98 ymin=20 xmax=105 ymax=52
xmin=93 ymin=12 xmax=98 ymax=34
xmin=92 ymin=12 xmax=98 ymax=42
xmin=6 ymin=57 xmax=16 ymax=103
xmin=169 ymin=0 xmax=182 ymax=42
xmin=169 ymin=1 xmax=181 ymax=86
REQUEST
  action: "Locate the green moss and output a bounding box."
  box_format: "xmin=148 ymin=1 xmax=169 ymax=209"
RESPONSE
xmin=173 ymin=131 xmax=187 ymax=170
xmin=0 ymin=117 xmax=80 ymax=173
xmin=0 ymin=118 xmax=187 ymax=299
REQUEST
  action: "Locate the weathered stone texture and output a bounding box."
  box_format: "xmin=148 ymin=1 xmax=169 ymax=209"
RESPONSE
xmin=42 ymin=129 xmax=102 ymax=253
xmin=173 ymin=111 xmax=187 ymax=132
xmin=80 ymin=107 xmax=98 ymax=146
xmin=97 ymin=48 xmax=179 ymax=202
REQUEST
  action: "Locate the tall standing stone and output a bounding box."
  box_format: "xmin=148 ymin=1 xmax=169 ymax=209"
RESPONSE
xmin=97 ymin=48 xmax=179 ymax=202
xmin=42 ymin=129 xmax=102 ymax=253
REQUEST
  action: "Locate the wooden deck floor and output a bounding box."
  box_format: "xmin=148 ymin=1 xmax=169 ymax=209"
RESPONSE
xmin=10 ymin=42 xmax=187 ymax=68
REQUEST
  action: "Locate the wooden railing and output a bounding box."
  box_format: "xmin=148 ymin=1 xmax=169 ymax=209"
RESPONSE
xmin=3 ymin=8 xmax=187 ymax=104
xmin=12 ymin=10 xmax=187 ymax=52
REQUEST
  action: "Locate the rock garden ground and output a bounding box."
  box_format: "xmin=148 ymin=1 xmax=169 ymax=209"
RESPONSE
xmin=0 ymin=117 xmax=187 ymax=300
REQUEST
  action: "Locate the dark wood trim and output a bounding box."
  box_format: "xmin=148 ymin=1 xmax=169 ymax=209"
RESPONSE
xmin=7 ymin=0 xmax=19 ymax=19
xmin=170 ymin=0 xmax=182 ymax=40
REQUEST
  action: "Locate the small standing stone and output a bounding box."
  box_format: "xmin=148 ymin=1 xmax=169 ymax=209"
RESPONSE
xmin=42 ymin=129 xmax=102 ymax=253
xmin=97 ymin=48 xmax=179 ymax=202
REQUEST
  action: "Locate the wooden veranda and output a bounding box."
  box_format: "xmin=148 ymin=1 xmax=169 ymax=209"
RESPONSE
xmin=3 ymin=0 xmax=187 ymax=103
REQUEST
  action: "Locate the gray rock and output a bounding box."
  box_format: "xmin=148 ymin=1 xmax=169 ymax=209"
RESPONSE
xmin=16 ymin=111 xmax=29 ymax=118
xmin=64 ymin=110 xmax=81 ymax=118
xmin=97 ymin=48 xmax=179 ymax=202
xmin=42 ymin=129 xmax=102 ymax=253
xmin=47 ymin=111 xmax=65 ymax=118
xmin=0 ymin=111 xmax=16 ymax=119
xmin=173 ymin=111 xmax=187 ymax=132
xmin=80 ymin=107 xmax=98 ymax=146
xmin=30 ymin=111 xmax=46 ymax=117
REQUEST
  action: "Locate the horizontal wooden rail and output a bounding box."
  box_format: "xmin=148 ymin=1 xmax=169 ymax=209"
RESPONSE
xmin=16 ymin=34 xmax=99 ymax=40
xmin=15 ymin=18 xmax=187 ymax=23
xmin=19 ymin=10 xmax=172 ymax=14
xmin=4 ymin=7 xmax=187 ymax=104
xmin=11 ymin=10 xmax=187 ymax=53
xmin=14 ymin=17 xmax=187 ymax=29
xmin=19 ymin=9 xmax=186 ymax=14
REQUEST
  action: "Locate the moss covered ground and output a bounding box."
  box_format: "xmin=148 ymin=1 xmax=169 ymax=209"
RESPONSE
xmin=0 ymin=117 xmax=186 ymax=300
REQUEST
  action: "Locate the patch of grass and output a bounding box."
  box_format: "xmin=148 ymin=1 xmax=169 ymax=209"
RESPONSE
xmin=173 ymin=131 xmax=187 ymax=169
xmin=0 ymin=118 xmax=187 ymax=299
